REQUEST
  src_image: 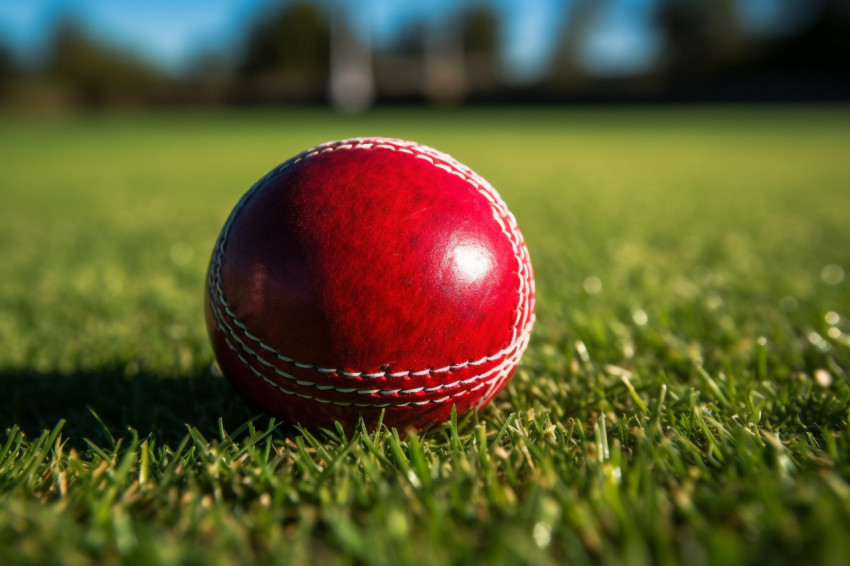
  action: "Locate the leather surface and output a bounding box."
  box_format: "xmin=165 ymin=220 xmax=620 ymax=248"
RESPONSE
xmin=205 ymin=138 xmax=534 ymax=430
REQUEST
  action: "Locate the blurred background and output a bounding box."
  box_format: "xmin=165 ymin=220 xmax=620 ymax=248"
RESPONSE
xmin=0 ymin=0 xmax=848 ymax=111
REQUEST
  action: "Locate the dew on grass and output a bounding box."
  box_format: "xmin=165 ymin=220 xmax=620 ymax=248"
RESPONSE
xmin=532 ymin=522 xmax=552 ymax=549
xmin=706 ymin=294 xmax=723 ymax=310
xmin=611 ymin=466 xmax=622 ymax=483
xmin=815 ymin=369 xmax=833 ymax=387
xmin=583 ymin=276 xmax=602 ymax=294
xmin=575 ymin=340 xmax=590 ymax=364
xmin=825 ymin=311 xmax=840 ymax=325
xmin=671 ymin=276 xmax=699 ymax=299
xmin=821 ymin=264 xmax=845 ymax=285
xmin=387 ymin=508 xmax=409 ymax=539
xmin=406 ymin=469 xmax=422 ymax=489
xmin=622 ymin=339 xmax=635 ymax=359
xmin=807 ymin=331 xmax=831 ymax=352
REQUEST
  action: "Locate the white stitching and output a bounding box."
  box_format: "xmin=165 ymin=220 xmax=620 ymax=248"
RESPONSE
xmin=209 ymin=137 xmax=534 ymax=377
xmin=209 ymin=137 xmax=534 ymax=379
xmin=223 ymin=330 xmax=521 ymax=407
xmin=213 ymin=292 xmax=529 ymax=399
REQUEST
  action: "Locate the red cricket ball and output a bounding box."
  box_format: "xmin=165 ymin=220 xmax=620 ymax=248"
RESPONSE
xmin=205 ymin=138 xmax=535 ymax=430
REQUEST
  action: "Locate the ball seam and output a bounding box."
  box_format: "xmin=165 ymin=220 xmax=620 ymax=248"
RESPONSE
xmin=217 ymin=319 xmax=528 ymax=406
xmin=209 ymin=137 xmax=534 ymax=378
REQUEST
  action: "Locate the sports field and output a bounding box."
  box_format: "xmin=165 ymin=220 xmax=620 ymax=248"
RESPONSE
xmin=1 ymin=106 xmax=849 ymax=565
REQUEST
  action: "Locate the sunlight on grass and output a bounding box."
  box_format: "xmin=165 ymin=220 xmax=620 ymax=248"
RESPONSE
xmin=1 ymin=106 xmax=849 ymax=564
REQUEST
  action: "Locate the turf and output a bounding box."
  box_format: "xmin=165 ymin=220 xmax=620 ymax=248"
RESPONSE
xmin=1 ymin=105 xmax=849 ymax=565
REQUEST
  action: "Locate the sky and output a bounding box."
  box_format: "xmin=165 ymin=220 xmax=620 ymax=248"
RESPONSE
xmin=0 ymin=0 xmax=795 ymax=80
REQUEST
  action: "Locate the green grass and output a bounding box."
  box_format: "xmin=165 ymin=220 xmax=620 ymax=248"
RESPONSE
xmin=1 ymin=105 xmax=850 ymax=565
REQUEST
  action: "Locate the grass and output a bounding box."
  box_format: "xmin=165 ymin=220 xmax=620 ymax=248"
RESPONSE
xmin=1 ymin=105 xmax=850 ymax=565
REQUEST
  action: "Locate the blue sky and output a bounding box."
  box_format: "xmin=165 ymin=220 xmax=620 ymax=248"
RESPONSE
xmin=0 ymin=0 xmax=793 ymax=80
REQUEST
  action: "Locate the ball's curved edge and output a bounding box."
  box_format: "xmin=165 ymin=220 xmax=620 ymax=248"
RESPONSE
xmin=204 ymin=137 xmax=536 ymax=430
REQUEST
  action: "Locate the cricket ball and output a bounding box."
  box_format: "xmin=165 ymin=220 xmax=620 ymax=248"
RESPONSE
xmin=205 ymin=138 xmax=535 ymax=430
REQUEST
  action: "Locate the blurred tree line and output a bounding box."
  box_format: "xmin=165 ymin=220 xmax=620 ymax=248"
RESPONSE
xmin=0 ymin=0 xmax=848 ymax=109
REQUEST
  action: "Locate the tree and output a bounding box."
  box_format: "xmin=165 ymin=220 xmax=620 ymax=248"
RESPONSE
xmin=460 ymin=6 xmax=501 ymax=90
xmin=238 ymin=2 xmax=330 ymax=101
xmin=546 ymin=0 xmax=604 ymax=90
xmin=655 ymin=0 xmax=850 ymax=99
xmin=655 ymin=0 xmax=749 ymax=80
xmin=47 ymin=20 xmax=162 ymax=106
xmin=0 ymin=42 xmax=16 ymax=96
